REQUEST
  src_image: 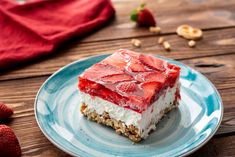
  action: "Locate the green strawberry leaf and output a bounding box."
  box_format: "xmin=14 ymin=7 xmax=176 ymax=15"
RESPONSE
xmin=140 ymin=3 xmax=146 ymax=9
xmin=130 ymin=10 xmax=138 ymax=22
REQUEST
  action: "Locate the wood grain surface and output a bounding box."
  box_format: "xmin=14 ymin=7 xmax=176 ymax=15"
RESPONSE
xmin=1 ymin=28 xmax=235 ymax=81
xmin=0 ymin=0 xmax=235 ymax=156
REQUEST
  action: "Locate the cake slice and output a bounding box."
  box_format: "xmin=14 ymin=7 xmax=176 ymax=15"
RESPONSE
xmin=78 ymin=49 xmax=181 ymax=142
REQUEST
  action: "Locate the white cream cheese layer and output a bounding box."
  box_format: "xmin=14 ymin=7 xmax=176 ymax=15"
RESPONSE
xmin=79 ymin=81 xmax=179 ymax=138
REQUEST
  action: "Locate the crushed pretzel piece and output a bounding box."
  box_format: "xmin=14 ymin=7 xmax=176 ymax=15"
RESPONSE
xmin=131 ymin=39 xmax=141 ymax=47
xmin=158 ymin=37 xmax=164 ymax=44
xmin=188 ymin=40 xmax=196 ymax=47
xmin=149 ymin=26 xmax=161 ymax=33
xmin=163 ymin=41 xmax=171 ymax=51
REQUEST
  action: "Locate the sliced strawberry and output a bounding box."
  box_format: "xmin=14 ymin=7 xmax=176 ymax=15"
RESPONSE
xmin=116 ymin=81 xmax=137 ymax=94
xmin=167 ymin=70 xmax=179 ymax=87
xmin=128 ymin=59 xmax=146 ymax=72
xmin=83 ymin=63 xmax=123 ymax=81
xmin=102 ymin=52 xmax=127 ymax=68
xmin=135 ymin=73 xmax=145 ymax=82
xmin=139 ymin=54 xmax=165 ymax=71
xmin=101 ymin=74 xmax=133 ymax=83
xmin=141 ymin=82 xmax=162 ymax=102
xmin=167 ymin=63 xmax=181 ymax=72
xmin=118 ymin=49 xmax=140 ymax=60
xmin=135 ymin=72 xmax=166 ymax=83
xmin=144 ymin=72 xmax=166 ymax=83
xmin=166 ymin=63 xmax=180 ymax=87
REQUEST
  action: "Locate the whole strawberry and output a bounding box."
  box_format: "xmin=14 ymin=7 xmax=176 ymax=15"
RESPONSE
xmin=0 ymin=125 xmax=21 ymax=157
xmin=130 ymin=4 xmax=156 ymax=27
xmin=0 ymin=102 xmax=13 ymax=120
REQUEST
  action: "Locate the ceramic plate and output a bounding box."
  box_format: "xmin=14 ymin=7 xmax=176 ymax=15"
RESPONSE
xmin=35 ymin=54 xmax=223 ymax=157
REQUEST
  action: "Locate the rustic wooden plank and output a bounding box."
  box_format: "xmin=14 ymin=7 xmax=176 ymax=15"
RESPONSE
xmin=190 ymin=135 xmax=235 ymax=157
xmin=1 ymin=27 xmax=235 ymax=81
xmin=80 ymin=0 xmax=235 ymax=42
xmin=9 ymin=116 xmax=69 ymax=157
xmin=182 ymin=54 xmax=235 ymax=91
xmin=78 ymin=0 xmax=235 ymax=42
xmin=218 ymin=104 xmax=235 ymax=135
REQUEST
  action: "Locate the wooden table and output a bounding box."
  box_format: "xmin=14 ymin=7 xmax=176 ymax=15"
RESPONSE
xmin=1 ymin=0 xmax=235 ymax=156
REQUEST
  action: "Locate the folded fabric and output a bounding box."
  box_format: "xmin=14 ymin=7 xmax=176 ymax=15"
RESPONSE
xmin=0 ymin=0 xmax=115 ymax=70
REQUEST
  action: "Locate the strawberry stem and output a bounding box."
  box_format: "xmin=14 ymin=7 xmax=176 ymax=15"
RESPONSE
xmin=140 ymin=3 xmax=146 ymax=9
xmin=130 ymin=3 xmax=147 ymax=22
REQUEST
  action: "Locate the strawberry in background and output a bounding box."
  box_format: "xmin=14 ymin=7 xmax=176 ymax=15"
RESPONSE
xmin=0 ymin=102 xmax=21 ymax=157
xmin=130 ymin=3 xmax=156 ymax=27
xmin=0 ymin=125 xmax=21 ymax=157
xmin=0 ymin=102 xmax=13 ymax=120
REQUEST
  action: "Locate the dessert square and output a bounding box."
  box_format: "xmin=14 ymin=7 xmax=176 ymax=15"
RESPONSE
xmin=78 ymin=49 xmax=180 ymax=142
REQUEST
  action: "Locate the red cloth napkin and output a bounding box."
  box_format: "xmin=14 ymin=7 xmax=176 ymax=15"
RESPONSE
xmin=0 ymin=0 xmax=115 ymax=70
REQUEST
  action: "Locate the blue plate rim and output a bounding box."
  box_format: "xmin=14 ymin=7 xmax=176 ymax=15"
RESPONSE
xmin=34 ymin=53 xmax=224 ymax=157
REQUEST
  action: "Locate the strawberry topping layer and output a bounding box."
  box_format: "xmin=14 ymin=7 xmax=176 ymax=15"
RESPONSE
xmin=78 ymin=49 xmax=180 ymax=113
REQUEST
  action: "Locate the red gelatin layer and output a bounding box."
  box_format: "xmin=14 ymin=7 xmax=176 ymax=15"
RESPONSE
xmin=78 ymin=49 xmax=180 ymax=113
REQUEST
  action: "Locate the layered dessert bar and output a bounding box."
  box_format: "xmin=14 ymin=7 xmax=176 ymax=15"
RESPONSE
xmin=78 ymin=49 xmax=181 ymax=142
